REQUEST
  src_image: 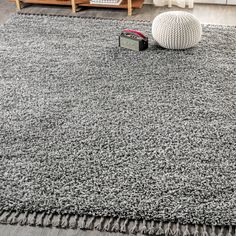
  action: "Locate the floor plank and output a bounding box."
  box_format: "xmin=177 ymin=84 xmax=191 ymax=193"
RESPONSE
xmin=0 ymin=0 xmax=236 ymax=25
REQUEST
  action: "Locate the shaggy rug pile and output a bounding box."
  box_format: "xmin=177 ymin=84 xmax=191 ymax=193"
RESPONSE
xmin=0 ymin=14 xmax=235 ymax=235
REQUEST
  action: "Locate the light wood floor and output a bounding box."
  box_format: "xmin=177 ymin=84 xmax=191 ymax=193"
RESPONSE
xmin=0 ymin=1 xmax=236 ymax=235
xmin=1 ymin=0 xmax=236 ymax=25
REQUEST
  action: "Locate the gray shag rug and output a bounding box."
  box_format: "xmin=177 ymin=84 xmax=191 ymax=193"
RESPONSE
xmin=0 ymin=14 xmax=236 ymax=235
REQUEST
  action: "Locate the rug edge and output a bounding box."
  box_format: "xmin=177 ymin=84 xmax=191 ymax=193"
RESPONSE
xmin=17 ymin=11 xmax=151 ymax=22
xmin=0 ymin=210 xmax=234 ymax=235
xmin=16 ymin=12 xmax=236 ymax=28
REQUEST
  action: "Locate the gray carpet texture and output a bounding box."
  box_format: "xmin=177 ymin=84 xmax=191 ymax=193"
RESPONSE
xmin=0 ymin=14 xmax=236 ymax=235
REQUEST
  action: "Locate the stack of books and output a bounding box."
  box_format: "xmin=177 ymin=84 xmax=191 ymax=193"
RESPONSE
xmin=90 ymin=0 xmax=122 ymax=5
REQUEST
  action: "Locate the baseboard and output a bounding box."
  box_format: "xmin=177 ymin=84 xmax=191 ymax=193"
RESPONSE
xmin=143 ymin=0 xmax=236 ymax=6
xmin=194 ymin=0 xmax=225 ymax=3
xmin=144 ymin=0 xmax=153 ymax=4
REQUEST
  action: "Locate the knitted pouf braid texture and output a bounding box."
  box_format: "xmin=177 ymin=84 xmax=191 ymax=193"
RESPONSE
xmin=152 ymin=11 xmax=202 ymax=49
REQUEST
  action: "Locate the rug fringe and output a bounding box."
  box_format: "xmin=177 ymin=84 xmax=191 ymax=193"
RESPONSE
xmin=0 ymin=210 xmax=234 ymax=235
xmin=156 ymin=221 xmax=165 ymax=236
xmin=16 ymin=11 xmax=151 ymax=23
xmin=68 ymin=214 xmax=79 ymax=229
xmin=79 ymin=215 xmax=87 ymax=229
xmin=36 ymin=212 xmax=46 ymax=226
xmin=15 ymin=11 xmax=236 ymax=28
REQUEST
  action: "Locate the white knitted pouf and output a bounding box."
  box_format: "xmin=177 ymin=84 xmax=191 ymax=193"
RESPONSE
xmin=152 ymin=11 xmax=202 ymax=50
